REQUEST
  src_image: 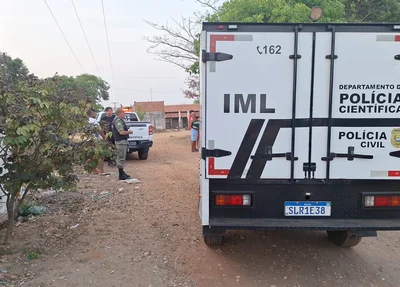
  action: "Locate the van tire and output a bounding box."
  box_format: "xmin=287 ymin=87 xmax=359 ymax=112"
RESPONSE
xmin=138 ymin=149 xmax=148 ymax=160
xmin=327 ymin=231 xmax=362 ymax=247
xmin=203 ymin=234 xmax=223 ymax=246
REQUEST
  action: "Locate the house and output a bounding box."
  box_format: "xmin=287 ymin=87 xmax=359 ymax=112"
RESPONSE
xmin=132 ymin=101 xmax=165 ymax=131
xmin=165 ymin=104 xmax=200 ymax=130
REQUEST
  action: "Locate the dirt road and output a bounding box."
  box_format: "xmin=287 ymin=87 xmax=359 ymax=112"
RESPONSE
xmin=2 ymin=131 xmax=400 ymax=286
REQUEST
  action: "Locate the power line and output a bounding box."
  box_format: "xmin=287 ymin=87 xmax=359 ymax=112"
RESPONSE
xmin=43 ymin=0 xmax=84 ymax=73
xmin=70 ymin=0 xmax=100 ymax=74
xmin=101 ymin=0 xmax=117 ymax=98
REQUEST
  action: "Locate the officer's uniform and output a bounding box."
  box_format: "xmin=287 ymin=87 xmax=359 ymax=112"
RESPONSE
xmin=112 ymin=117 xmax=131 ymax=179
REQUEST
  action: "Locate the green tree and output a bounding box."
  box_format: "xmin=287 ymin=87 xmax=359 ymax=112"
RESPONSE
xmin=75 ymin=74 xmax=110 ymax=102
xmin=210 ymin=0 xmax=307 ymax=22
xmin=135 ymin=104 xmax=147 ymax=121
xmin=0 ymin=54 xmax=112 ymax=243
xmin=210 ymin=0 xmax=400 ymax=24
xmin=340 ymin=0 xmax=400 ymax=22
xmin=54 ymin=74 xmax=110 ymax=110
xmin=0 ymin=52 xmax=29 ymax=85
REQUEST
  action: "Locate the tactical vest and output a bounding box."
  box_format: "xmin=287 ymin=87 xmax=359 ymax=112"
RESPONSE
xmin=112 ymin=117 xmax=129 ymax=141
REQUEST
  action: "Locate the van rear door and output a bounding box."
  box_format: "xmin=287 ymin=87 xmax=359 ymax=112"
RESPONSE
xmin=202 ymin=27 xmax=313 ymax=180
xmin=311 ymin=30 xmax=400 ymax=180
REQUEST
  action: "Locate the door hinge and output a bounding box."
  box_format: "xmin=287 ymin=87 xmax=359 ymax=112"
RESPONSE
xmin=322 ymin=146 xmax=373 ymax=161
xmin=202 ymin=50 xmax=233 ymax=63
xmin=251 ymin=146 xmax=298 ymax=161
xmin=201 ymin=148 xmax=232 ymax=160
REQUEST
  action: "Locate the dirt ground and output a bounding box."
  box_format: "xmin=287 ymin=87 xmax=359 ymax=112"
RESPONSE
xmin=1 ymin=131 xmax=400 ymax=287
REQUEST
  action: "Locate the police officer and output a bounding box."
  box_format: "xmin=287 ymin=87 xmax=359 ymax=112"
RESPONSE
xmin=112 ymin=107 xmax=133 ymax=180
xmin=100 ymin=107 xmax=116 ymax=166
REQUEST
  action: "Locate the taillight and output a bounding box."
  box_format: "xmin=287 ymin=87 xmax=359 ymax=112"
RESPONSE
xmin=215 ymin=194 xmax=251 ymax=206
xmin=148 ymin=126 xmax=153 ymax=135
xmin=365 ymin=195 xmax=400 ymax=207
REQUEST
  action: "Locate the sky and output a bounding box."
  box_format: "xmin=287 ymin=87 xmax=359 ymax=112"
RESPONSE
xmin=0 ymin=0 xmax=205 ymax=106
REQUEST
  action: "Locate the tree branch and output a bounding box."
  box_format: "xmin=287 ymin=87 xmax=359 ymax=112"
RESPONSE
xmin=143 ymin=20 xmax=195 ymax=47
xmin=18 ymin=183 xmax=31 ymax=205
xmin=143 ymin=5 xmax=215 ymax=95
xmin=144 ymin=37 xmax=196 ymax=56
xmin=143 ymin=14 xmax=204 ymax=72
xmin=155 ymin=58 xmax=190 ymax=70
xmin=195 ymin=0 xmax=219 ymax=13
xmin=151 ymin=49 xmax=198 ymax=61
xmin=361 ymin=13 xmax=371 ymax=21
xmin=170 ymin=16 xmax=197 ymax=42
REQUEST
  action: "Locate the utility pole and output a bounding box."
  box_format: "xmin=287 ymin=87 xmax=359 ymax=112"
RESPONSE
xmin=111 ymin=101 xmax=118 ymax=109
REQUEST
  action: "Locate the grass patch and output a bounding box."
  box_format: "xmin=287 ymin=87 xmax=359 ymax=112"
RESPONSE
xmin=27 ymin=252 xmax=41 ymax=260
xmin=23 ymin=249 xmax=41 ymax=260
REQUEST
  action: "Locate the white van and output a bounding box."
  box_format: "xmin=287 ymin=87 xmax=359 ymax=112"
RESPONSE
xmin=199 ymin=22 xmax=400 ymax=247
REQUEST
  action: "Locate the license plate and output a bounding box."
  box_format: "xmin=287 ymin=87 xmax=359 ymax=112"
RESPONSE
xmin=284 ymin=201 xmax=331 ymax=216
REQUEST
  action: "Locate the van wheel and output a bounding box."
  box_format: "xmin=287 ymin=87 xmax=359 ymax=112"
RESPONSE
xmin=327 ymin=231 xmax=362 ymax=247
xmin=138 ymin=149 xmax=148 ymax=160
xmin=203 ymin=234 xmax=223 ymax=246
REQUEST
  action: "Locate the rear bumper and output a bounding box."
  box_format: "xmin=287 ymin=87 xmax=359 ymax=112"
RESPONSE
xmin=208 ymin=179 xmax=400 ymax=221
xmin=206 ymin=218 xmax=400 ymax=232
xmin=127 ymin=140 xmax=153 ymax=151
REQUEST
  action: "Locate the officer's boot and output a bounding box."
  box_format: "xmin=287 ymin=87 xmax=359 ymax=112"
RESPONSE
xmin=122 ymin=170 xmax=132 ymax=179
xmin=119 ymin=168 xmax=129 ymax=180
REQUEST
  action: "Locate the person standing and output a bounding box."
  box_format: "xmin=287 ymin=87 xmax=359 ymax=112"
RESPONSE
xmin=190 ymin=112 xmax=199 ymax=152
xmin=188 ymin=110 xmax=194 ymax=130
xmin=100 ymin=107 xmax=116 ymax=166
xmin=87 ymin=109 xmax=108 ymax=175
xmin=112 ymin=107 xmax=133 ymax=180
xmin=196 ymin=112 xmax=200 ymax=149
